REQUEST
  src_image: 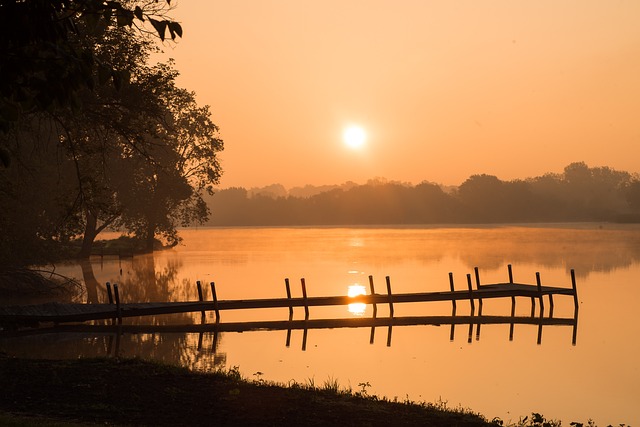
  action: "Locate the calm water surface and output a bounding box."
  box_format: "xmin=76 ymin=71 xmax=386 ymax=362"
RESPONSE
xmin=2 ymin=224 xmax=640 ymax=425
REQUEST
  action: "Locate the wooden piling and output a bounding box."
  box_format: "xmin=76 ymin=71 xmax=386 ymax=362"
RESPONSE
xmin=385 ymin=276 xmax=394 ymax=318
xmin=113 ymin=284 xmax=122 ymax=325
xmin=507 ymin=264 xmax=516 ymax=316
xmin=474 ymin=267 xmax=483 ymax=311
xmin=448 ymin=272 xmax=456 ymax=312
xmin=285 ymin=278 xmax=293 ymax=320
xmin=466 ymin=274 xmax=475 ymax=313
xmin=196 ymin=281 xmax=205 ymax=323
xmin=535 ymin=272 xmax=544 ymax=317
xmin=210 ymin=282 xmax=220 ymax=322
xmin=476 ymin=293 xmax=483 ymax=341
xmin=301 ymin=278 xmax=309 ymax=320
xmin=369 ymin=275 xmax=376 ymax=344
xmin=509 ymin=265 xmax=515 ymax=341
xmin=369 ymin=275 xmax=377 ymax=318
xmin=571 ymin=269 xmax=579 ymax=314
xmin=106 ymin=282 xmax=114 ymax=304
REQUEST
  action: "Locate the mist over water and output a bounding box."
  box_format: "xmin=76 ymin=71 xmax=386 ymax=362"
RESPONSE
xmin=2 ymin=224 xmax=639 ymax=425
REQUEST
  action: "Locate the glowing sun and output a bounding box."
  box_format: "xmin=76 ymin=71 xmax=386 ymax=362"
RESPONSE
xmin=343 ymin=125 xmax=366 ymax=149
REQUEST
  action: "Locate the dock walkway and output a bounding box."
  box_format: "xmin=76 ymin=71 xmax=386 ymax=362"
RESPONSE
xmin=0 ymin=265 xmax=578 ymax=328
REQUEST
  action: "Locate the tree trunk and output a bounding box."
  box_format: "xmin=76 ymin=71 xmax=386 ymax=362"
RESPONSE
xmin=80 ymin=259 xmax=99 ymax=304
xmin=79 ymin=209 xmax=98 ymax=258
xmin=144 ymin=221 xmax=156 ymax=253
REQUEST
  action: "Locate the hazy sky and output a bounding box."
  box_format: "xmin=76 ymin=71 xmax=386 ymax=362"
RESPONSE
xmin=159 ymin=1 xmax=640 ymax=189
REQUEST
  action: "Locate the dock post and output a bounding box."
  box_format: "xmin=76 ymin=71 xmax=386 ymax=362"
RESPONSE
xmin=466 ymin=274 xmax=475 ymax=343
xmin=369 ymin=275 xmax=377 ymax=318
xmin=448 ymin=272 xmax=456 ymax=313
xmin=474 ymin=267 xmax=483 ymax=312
xmin=385 ymin=276 xmax=394 ymax=318
xmin=466 ymin=274 xmax=475 ymax=313
xmin=449 ymin=273 xmax=456 ymax=342
xmin=210 ymin=282 xmax=220 ymax=322
xmin=285 ymin=278 xmax=294 ymax=320
xmin=535 ymin=272 xmax=544 ymax=317
xmin=196 ymin=281 xmax=205 ymax=323
xmin=369 ymin=275 xmax=377 ymax=345
xmin=301 ymin=278 xmax=309 ymax=320
xmin=113 ymin=284 xmax=122 ymax=325
xmin=106 ymin=282 xmax=114 ymax=304
xmin=509 ymin=266 xmax=515 ymax=341
xmin=571 ymin=269 xmax=579 ymax=315
xmin=285 ymin=278 xmax=293 ymax=347
xmin=507 ymin=264 xmax=516 ymax=316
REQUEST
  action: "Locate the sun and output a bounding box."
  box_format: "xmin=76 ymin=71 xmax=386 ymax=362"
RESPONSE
xmin=343 ymin=125 xmax=366 ymax=149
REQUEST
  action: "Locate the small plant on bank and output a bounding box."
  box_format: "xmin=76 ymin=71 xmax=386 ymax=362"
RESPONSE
xmin=226 ymin=365 xmax=242 ymax=381
xmin=252 ymin=371 xmax=264 ymax=384
xmin=357 ymin=381 xmax=371 ymax=397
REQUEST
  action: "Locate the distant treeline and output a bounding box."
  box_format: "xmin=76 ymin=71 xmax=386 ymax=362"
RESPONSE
xmin=204 ymin=162 xmax=640 ymax=226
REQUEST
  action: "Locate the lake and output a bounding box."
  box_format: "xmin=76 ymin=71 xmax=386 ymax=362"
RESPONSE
xmin=2 ymin=224 xmax=639 ymax=425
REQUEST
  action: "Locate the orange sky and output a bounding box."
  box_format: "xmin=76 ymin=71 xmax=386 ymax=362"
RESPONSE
xmin=159 ymin=1 xmax=640 ymax=189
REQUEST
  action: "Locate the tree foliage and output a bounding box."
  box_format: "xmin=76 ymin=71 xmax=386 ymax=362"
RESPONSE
xmin=0 ymin=0 xmax=181 ymax=140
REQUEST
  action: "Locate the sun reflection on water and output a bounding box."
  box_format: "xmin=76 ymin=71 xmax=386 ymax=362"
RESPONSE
xmin=347 ymin=284 xmax=367 ymax=315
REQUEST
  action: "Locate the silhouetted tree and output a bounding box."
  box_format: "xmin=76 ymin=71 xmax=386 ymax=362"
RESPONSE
xmin=203 ymin=163 xmax=635 ymax=227
xmin=0 ymin=6 xmax=222 ymax=264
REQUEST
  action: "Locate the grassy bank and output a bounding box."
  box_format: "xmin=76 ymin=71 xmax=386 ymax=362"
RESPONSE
xmin=0 ymin=356 xmax=616 ymax=427
xmin=0 ymin=356 xmax=497 ymax=426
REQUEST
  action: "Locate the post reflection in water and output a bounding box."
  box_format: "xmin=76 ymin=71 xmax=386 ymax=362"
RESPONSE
xmin=2 ymin=225 xmax=640 ymax=426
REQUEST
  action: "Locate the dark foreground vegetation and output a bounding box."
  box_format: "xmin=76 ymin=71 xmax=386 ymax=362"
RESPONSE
xmin=0 ymin=357 xmax=622 ymax=427
xmin=0 ymin=357 xmax=492 ymax=427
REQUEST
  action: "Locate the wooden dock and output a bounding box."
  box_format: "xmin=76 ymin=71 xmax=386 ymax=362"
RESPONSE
xmin=0 ymin=265 xmax=578 ymax=334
